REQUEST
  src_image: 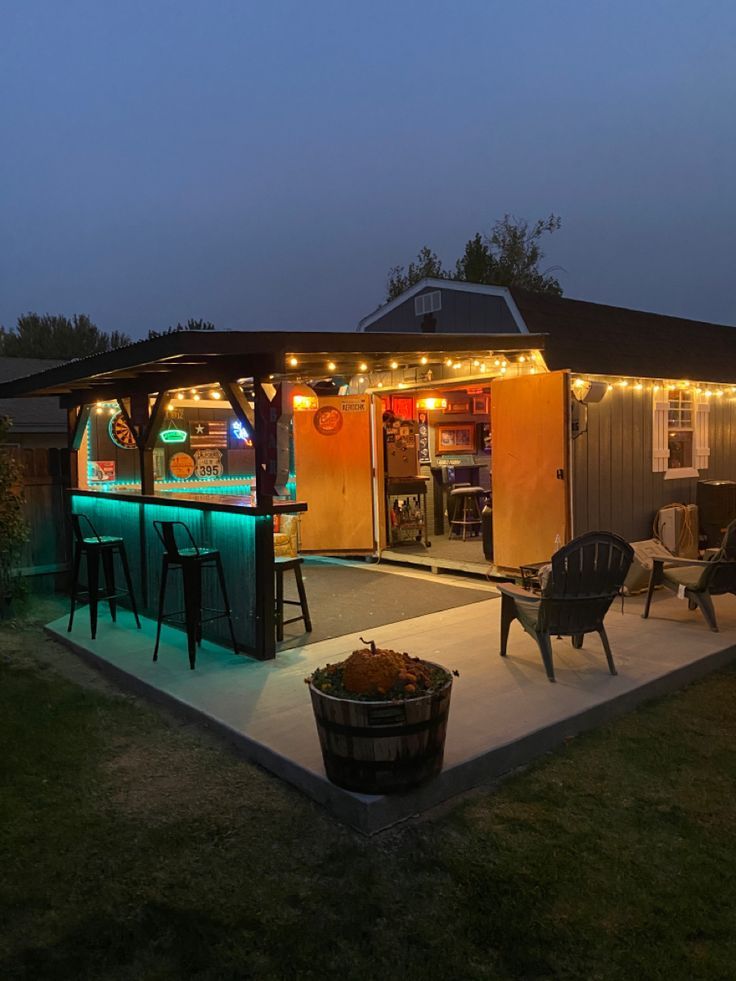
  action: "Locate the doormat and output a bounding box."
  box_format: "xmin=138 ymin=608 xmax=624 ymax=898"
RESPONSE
xmin=278 ymin=561 xmax=495 ymax=650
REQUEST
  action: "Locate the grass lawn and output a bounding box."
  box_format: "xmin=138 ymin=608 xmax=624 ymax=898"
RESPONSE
xmin=1 ymin=598 xmax=735 ymax=980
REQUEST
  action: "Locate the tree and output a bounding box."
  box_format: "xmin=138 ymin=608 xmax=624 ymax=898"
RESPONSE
xmin=386 ymin=247 xmax=446 ymax=301
xmin=0 ymin=314 xmax=131 ymax=359
xmin=147 ymin=318 xmax=216 ymax=340
xmin=386 ymin=213 xmax=564 ymax=300
xmin=477 ymin=213 xmax=563 ymax=295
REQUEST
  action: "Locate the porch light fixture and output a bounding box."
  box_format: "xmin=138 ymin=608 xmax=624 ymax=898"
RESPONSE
xmin=416 ymin=396 xmax=447 ymax=411
xmin=291 ymin=382 xmax=318 ymax=411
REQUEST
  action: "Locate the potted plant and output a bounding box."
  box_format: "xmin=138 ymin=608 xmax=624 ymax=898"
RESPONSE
xmin=0 ymin=415 xmax=28 ymax=618
xmin=307 ymin=638 xmax=454 ymax=794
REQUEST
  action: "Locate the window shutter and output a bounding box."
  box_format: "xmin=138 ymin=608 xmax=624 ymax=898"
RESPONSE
xmin=694 ymin=400 xmax=710 ymax=470
xmin=652 ymin=399 xmax=670 ymax=472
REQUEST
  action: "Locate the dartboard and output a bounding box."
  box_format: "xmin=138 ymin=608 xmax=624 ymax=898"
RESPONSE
xmin=109 ymin=411 xmax=137 ymax=449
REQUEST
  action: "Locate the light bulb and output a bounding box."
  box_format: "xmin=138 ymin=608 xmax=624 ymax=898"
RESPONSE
xmin=210 ymin=390 xmax=221 ymax=399
xmin=176 ymin=392 xmax=184 ymax=400
xmin=390 ymin=361 xmax=398 ymax=370
xmin=359 ymin=362 xmax=368 ymax=372
xmin=420 ymin=356 xmax=428 ymax=365
xmin=193 ymin=393 xmax=201 ymax=401
xmin=327 ymin=361 xmax=336 ymax=371
xmin=288 ymin=356 xmax=298 ymax=367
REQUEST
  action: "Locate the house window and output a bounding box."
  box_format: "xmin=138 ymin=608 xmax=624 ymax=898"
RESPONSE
xmin=667 ymin=391 xmax=693 ymax=469
xmin=652 ymin=390 xmax=709 ymax=477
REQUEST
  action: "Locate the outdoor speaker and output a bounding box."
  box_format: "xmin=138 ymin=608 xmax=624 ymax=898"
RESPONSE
xmin=577 ymin=380 xmax=608 ymax=404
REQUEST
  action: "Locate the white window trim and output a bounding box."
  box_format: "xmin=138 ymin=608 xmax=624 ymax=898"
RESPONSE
xmin=652 ymin=392 xmax=710 ymax=476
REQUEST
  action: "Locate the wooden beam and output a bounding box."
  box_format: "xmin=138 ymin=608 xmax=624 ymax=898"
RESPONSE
xmin=67 ymin=404 xmax=91 ymax=488
xmin=143 ymin=390 xmax=170 ymax=450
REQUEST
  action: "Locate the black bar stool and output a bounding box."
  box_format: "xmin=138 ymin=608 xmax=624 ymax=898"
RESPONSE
xmin=448 ymin=486 xmax=486 ymax=541
xmin=275 ymin=557 xmax=312 ymax=642
xmin=68 ymin=514 xmax=141 ymax=639
xmin=153 ymin=520 xmax=237 ymax=669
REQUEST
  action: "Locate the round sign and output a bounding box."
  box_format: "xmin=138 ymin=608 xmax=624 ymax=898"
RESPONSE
xmin=313 ymin=406 xmax=343 ymax=436
xmin=109 ymin=411 xmax=137 ymax=450
xmin=169 ymin=452 xmax=195 ymax=479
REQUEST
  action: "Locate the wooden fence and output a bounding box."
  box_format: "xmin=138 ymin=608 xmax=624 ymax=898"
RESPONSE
xmin=7 ymin=447 xmax=71 ymax=589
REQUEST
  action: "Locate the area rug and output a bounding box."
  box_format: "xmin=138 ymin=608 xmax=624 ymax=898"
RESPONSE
xmin=278 ymin=561 xmax=495 ymax=650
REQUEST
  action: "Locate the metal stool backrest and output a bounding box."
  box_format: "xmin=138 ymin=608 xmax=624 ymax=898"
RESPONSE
xmin=71 ymin=513 xmax=102 ymax=544
xmin=153 ymin=520 xmax=200 ymax=561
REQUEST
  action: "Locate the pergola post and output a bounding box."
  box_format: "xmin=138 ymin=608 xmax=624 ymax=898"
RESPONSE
xmin=66 ymin=404 xmax=91 ymax=487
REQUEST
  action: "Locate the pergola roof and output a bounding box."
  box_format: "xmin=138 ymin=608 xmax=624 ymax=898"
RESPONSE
xmin=0 ymin=330 xmax=545 ymax=405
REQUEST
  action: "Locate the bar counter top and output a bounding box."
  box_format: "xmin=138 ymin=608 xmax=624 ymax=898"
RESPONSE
xmin=69 ymin=487 xmax=307 ymax=516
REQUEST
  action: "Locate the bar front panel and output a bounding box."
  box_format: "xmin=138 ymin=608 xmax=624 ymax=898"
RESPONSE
xmin=70 ymin=492 xmax=262 ymax=654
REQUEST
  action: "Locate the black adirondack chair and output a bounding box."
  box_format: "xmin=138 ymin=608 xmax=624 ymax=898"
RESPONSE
xmin=642 ymin=518 xmax=736 ymax=632
xmin=498 ymin=532 xmax=634 ymax=683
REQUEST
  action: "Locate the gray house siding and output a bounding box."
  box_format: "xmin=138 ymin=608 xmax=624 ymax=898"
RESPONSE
xmin=363 ymin=287 xmax=519 ymax=333
xmin=571 ymin=387 xmax=736 ymax=542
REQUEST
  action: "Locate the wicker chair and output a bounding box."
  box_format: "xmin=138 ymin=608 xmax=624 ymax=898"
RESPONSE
xmin=497 ymin=532 xmax=634 ymax=682
xmin=642 ymin=519 xmax=736 ymax=632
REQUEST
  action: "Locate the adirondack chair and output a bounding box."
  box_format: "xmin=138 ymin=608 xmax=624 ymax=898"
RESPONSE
xmin=498 ymin=532 xmax=634 ymax=683
xmin=642 ymin=518 xmax=736 ymax=632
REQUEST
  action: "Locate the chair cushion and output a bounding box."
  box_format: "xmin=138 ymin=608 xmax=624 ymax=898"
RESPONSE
xmin=663 ymin=564 xmax=708 ymax=590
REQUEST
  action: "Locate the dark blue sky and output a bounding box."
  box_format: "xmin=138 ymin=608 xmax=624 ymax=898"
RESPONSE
xmin=2 ymin=1 xmax=735 ymax=339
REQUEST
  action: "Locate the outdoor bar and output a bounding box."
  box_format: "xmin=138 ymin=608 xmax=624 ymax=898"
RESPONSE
xmin=1 ymin=329 xmax=545 ymax=661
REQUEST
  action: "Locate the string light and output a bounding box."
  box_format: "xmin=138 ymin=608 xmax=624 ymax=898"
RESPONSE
xmin=445 ymin=358 xmax=453 ymax=367
xmin=288 ymin=356 xmax=298 ymax=367
xmin=193 ymin=393 xmax=201 ymax=401
xmin=390 ymin=360 xmax=399 ymax=370
xmin=167 ymin=401 xmax=174 ymax=410
xmin=176 ymin=392 xmax=184 ymax=400
xmin=518 ymin=355 xmax=526 ymax=363
xmin=359 ymin=362 xmax=368 ymax=372
xmin=327 ymin=361 xmax=336 ymax=371
xmin=573 ymin=378 xmax=586 ymax=389
xmin=210 ymin=390 xmax=221 ymax=400
xmin=420 ymin=356 xmax=428 ymax=365
xmin=634 ymin=382 xmax=643 ymax=391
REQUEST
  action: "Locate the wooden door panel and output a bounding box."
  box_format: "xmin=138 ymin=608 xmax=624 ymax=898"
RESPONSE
xmin=294 ymin=395 xmax=375 ymax=552
xmin=491 ymin=371 xmax=570 ymax=568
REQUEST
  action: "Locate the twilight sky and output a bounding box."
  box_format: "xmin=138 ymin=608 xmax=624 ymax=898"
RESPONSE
xmin=2 ymin=1 xmax=735 ymax=339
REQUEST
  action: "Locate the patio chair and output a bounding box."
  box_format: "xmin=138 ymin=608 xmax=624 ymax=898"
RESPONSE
xmin=498 ymin=532 xmax=634 ymax=682
xmin=641 ymin=518 xmax=736 ymax=632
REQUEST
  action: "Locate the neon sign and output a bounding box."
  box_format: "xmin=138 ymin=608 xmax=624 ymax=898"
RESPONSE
xmin=231 ymin=420 xmax=253 ymax=445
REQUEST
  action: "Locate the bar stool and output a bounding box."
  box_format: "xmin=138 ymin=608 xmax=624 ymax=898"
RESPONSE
xmin=152 ymin=520 xmax=237 ymax=670
xmin=449 ymin=486 xmax=485 ymax=541
xmin=68 ymin=514 xmax=141 ymax=640
xmin=275 ymin=556 xmax=312 ymax=642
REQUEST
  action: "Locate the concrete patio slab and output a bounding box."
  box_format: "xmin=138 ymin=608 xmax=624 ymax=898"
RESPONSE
xmin=45 ymin=584 xmax=736 ymax=834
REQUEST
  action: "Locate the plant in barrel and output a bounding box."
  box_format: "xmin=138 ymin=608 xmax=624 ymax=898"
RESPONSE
xmin=307 ymin=638 xmax=454 ymax=794
xmin=0 ymin=415 xmax=28 ymax=612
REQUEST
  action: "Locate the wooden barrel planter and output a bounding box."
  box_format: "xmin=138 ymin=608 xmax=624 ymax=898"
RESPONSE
xmin=309 ymin=662 xmax=453 ymax=794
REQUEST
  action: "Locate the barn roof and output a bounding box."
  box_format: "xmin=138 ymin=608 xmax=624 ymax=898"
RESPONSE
xmin=510 ymin=289 xmax=736 ymax=383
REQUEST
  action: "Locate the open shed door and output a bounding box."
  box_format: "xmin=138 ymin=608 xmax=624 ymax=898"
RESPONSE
xmin=491 ymin=370 xmax=570 ymax=569
xmin=293 ymin=395 xmax=376 ymax=553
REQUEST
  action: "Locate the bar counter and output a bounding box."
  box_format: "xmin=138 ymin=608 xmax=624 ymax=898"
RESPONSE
xmin=69 ymin=488 xmax=307 ymax=659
